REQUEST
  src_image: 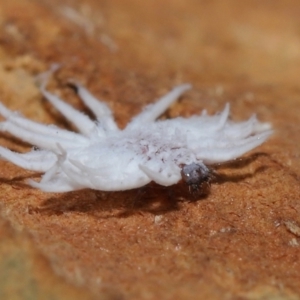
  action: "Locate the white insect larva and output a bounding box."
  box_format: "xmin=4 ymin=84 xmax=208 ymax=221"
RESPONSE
xmin=0 ymin=81 xmax=272 ymax=192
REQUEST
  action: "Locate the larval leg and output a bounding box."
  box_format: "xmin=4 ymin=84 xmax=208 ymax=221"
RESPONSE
xmin=139 ymin=164 xmax=181 ymax=186
xmin=61 ymin=164 xmax=96 ymax=190
xmin=71 ymin=82 xmax=119 ymax=131
xmin=215 ymin=103 xmax=230 ymax=129
xmin=68 ymin=159 xmax=150 ymax=191
xmin=41 ymin=88 xmax=96 ymax=136
xmin=194 ymin=129 xmax=272 ymax=149
xmin=196 ymin=131 xmax=272 ymax=164
xmin=28 ymin=177 xmax=80 ymax=192
xmin=198 ymin=104 xmax=230 ymax=132
xmin=127 ymin=84 xmax=191 ymax=128
xmin=0 ymin=121 xmax=78 ymax=151
xmin=223 ymin=115 xmax=257 ymax=139
xmin=0 ymin=147 xmax=56 ymax=171
xmin=0 ymin=103 xmax=88 ymax=144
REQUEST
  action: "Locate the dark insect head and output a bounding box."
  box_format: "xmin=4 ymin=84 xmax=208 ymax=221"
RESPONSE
xmin=181 ymin=162 xmax=213 ymax=196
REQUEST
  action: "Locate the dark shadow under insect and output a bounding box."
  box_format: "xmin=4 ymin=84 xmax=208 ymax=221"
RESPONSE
xmin=24 ymin=153 xmax=271 ymax=217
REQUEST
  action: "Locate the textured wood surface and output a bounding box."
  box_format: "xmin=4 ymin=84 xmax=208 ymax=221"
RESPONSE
xmin=0 ymin=0 xmax=300 ymax=299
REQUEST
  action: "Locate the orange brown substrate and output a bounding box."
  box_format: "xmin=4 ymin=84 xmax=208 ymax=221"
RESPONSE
xmin=0 ymin=0 xmax=300 ymax=299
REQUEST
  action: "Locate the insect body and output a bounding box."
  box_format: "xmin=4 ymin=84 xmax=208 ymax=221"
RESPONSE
xmin=0 ymin=82 xmax=272 ymax=192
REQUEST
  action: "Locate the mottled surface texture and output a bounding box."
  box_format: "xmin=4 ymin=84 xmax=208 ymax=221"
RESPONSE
xmin=0 ymin=0 xmax=299 ymax=299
